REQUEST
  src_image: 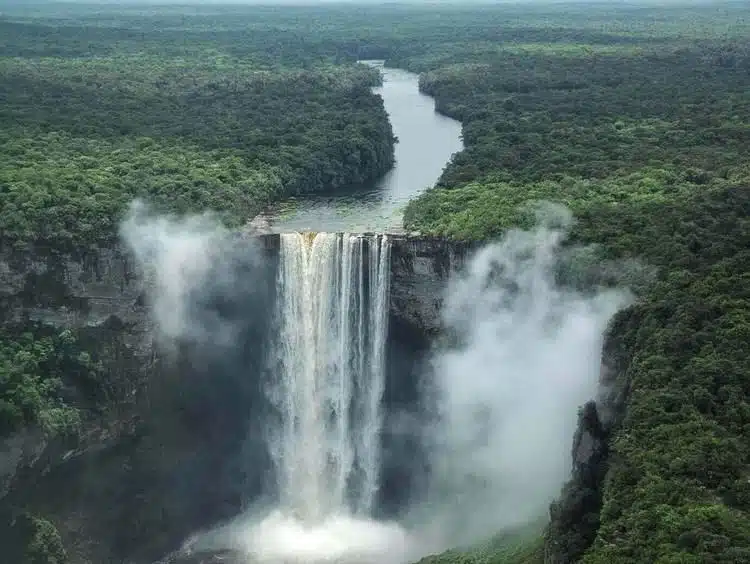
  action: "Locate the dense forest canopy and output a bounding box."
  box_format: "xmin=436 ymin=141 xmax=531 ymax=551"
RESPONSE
xmin=391 ymin=3 xmax=750 ymax=564
xmin=1 ymin=2 xmax=750 ymax=563
xmin=0 ymin=12 xmax=397 ymax=248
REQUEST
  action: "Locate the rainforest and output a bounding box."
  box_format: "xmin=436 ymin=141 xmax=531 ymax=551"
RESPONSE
xmin=1 ymin=2 xmax=749 ymax=563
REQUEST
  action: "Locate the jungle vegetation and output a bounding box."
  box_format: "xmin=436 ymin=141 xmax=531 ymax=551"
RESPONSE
xmin=1 ymin=2 xmax=749 ymax=563
xmin=394 ymin=3 xmax=750 ymax=564
xmin=0 ymin=17 xmax=395 ymax=249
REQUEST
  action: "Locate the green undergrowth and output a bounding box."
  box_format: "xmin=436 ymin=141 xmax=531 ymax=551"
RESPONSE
xmin=0 ymin=326 xmax=107 ymax=439
xmin=578 ymin=186 xmax=750 ymax=562
xmin=414 ymin=521 xmax=545 ymax=564
xmin=403 ymin=168 xmax=745 ymax=241
xmin=0 ymin=512 xmax=67 ymax=564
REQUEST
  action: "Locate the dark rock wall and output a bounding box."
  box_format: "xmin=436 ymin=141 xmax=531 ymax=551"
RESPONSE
xmin=380 ymin=235 xmax=473 ymax=516
xmin=545 ymin=308 xmax=636 ymax=563
xmin=0 ymin=242 xmax=153 ymax=562
xmin=0 ymin=234 xmax=470 ymax=563
xmin=0 ymin=243 xmax=153 ymax=501
xmin=0 ymin=238 xmax=279 ymax=563
xmin=0 ymin=242 xmax=153 ymax=370
xmin=388 ymin=235 xmax=474 ymax=338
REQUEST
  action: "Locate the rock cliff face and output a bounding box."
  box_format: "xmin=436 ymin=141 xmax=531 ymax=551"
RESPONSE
xmin=388 ymin=235 xmax=474 ymax=338
xmin=0 ymin=243 xmax=157 ymax=562
xmin=384 ymin=235 xmax=474 ymax=516
xmin=0 ymin=242 xmax=154 ymax=502
xmin=0 ymin=234 xmax=472 ymax=563
xmin=545 ymin=308 xmax=635 ymax=563
xmin=0 ymin=243 xmax=150 ymax=337
xmin=0 ymin=238 xmax=280 ymax=563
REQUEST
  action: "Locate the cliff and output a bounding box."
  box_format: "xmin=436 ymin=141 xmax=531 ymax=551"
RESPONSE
xmin=0 ymin=243 xmax=156 ymax=561
xmin=0 ymin=243 xmax=150 ymax=337
xmin=388 ymin=235 xmax=474 ymax=337
xmin=0 ymin=238 xmax=281 ymax=562
xmin=0 ymin=243 xmax=154 ymax=496
xmin=0 ymin=234 xmax=473 ymax=563
xmin=545 ymin=308 xmax=634 ymax=563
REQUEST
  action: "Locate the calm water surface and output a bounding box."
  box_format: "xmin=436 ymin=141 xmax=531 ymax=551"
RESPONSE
xmin=260 ymin=63 xmax=463 ymax=233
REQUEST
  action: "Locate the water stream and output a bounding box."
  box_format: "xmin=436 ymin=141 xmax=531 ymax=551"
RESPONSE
xmin=261 ymin=63 xmax=463 ymax=234
xmin=269 ymin=233 xmax=391 ymax=520
xmin=171 ymin=64 xmax=464 ymax=563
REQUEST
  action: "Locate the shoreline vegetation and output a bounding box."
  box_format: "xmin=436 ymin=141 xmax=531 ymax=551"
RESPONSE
xmin=0 ymin=55 xmax=396 ymax=249
xmin=1 ymin=2 xmax=749 ymax=563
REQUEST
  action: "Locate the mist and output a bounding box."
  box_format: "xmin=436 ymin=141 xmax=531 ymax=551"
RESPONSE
xmin=410 ymin=204 xmax=631 ymax=552
xmin=118 ymin=202 xmax=630 ymax=562
xmin=119 ymin=200 xmax=274 ymax=354
xmin=120 ymin=200 xmax=231 ymax=344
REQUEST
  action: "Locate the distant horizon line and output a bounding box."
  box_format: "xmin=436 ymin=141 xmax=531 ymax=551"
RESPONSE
xmin=1 ymin=0 xmax=736 ymax=6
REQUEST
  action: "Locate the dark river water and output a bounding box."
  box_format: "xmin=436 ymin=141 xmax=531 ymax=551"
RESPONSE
xmin=260 ymin=63 xmax=464 ymax=233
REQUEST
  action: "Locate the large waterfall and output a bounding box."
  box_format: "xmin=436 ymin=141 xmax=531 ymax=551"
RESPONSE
xmin=268 ymin=232 xmax=392 ymax=521
xmin=175 ymin=231 xmax=412 ymax=563
xmin=138 ymin=213 xmax=628 ymax=564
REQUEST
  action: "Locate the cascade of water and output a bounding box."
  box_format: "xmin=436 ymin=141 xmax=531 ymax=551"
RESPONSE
xmin=269 ymin=232 xmax=391 ymax=522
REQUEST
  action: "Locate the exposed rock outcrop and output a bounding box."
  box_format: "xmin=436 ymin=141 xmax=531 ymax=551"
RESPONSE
xmin=0 ymin=243 xmax=150 ymax=338
xmin=0 ymin=239 xmax=281 ymax=562
xmin=0 ymin=234 xmax=471 ymax=563
xmin=545 ymin=308 xmax=635 ymax=563
xmin=0 ymin=242 xmax=154 ymax=492
xmin=388 ymin=235 xmax=474 ymax=338
xmin=0 ymin=242 xmax=157 ymax=561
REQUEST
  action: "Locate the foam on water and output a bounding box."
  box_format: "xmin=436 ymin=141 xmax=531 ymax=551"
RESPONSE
xmin=237 ymin=510 xmax=414 ymax=563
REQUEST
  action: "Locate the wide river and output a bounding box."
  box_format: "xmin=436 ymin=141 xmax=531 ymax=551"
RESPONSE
xmin=260 ymin=63 xmax=463 ymax=233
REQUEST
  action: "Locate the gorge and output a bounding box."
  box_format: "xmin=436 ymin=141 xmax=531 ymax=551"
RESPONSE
xmin=0 ymin=228 xmax=468 ymax=563
xmin=0 ymin=210 xmax=629 ymax=564
xmin=0 ymin=59 xmax=625 ymax=564
xmin=3 ymin=3 xmax=750 ymax=563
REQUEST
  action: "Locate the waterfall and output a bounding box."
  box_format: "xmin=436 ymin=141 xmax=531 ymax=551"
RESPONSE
xmin=268 ymin=232 xmax=391 ymax=522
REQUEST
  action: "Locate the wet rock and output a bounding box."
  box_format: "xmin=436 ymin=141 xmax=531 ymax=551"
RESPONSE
xmin=244 ymin=213 xmax=273 ymax=235
xmin=544 ymin=308 xmax=635 ymax=564
xmin=388 ymin=235 xmax=474 ymax=337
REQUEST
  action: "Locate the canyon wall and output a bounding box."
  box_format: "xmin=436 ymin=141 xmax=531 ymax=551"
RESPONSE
xmin=0 ymin=235 xmax=625 ymax=563
xmin=0 ymin=235 xmax=471 ymax=563
xmin=0 ymin=243 xmax=153 ymax=496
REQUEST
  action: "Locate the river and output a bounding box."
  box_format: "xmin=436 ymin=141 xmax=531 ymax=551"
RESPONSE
xmin=259 ymin=63 xmax=464 ymax=233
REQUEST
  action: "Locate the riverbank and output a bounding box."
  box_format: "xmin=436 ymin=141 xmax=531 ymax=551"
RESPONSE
xmin=259 ymin=65 xmax=463 ymax=234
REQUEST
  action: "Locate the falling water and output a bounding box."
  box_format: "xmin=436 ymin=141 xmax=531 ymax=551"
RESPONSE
xmin=174 ymin=231 xmax=412 ymax=563
xmin=268 ymin=232 xmax=391 ymax=521
xmin=153 ymin=217 xmax=626 ymax=564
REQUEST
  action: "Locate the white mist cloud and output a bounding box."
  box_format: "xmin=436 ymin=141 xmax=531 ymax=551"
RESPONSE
xmin=122 ymin=199 xmax=631 ymax=562
xmin=416 ymin=204 xmax=631 ymax=550
xmin=119 ymin=200 xmax=233 ymax=344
